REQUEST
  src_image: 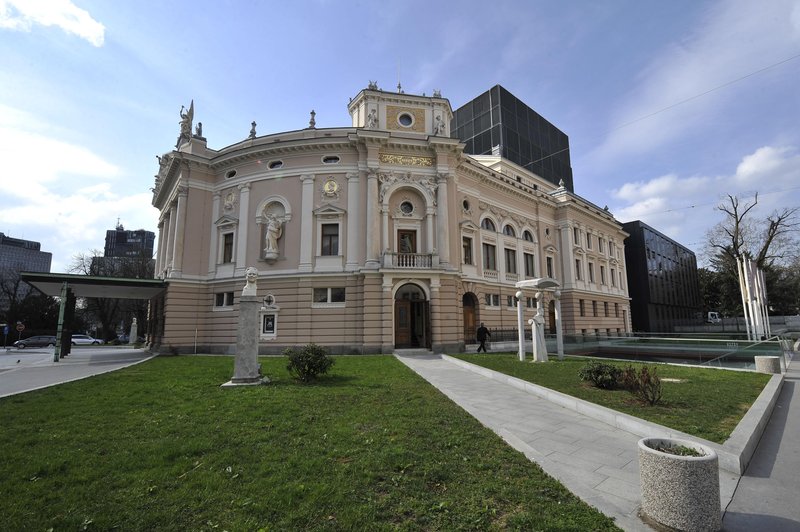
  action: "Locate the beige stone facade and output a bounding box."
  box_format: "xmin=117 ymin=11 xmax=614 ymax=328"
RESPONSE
xmin=149 ymin=87 xmax=631 ymax=354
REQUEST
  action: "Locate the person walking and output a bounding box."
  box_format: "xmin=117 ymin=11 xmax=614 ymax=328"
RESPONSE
xmin=476 ymin=323 xmax=491 ymax=352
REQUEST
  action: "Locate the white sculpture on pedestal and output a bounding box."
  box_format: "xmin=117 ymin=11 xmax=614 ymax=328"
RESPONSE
xmin=242 ymin=267 xmax=258 ymax=296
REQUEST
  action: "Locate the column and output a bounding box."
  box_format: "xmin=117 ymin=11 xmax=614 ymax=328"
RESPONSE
xmin=298 ymin=174 xmax=315 ymax=272
xmin=426 ymin=209 xmax=435 ymax=253
xmin=155 ymin=220 xmax=164 ymax=278
xmin=516 ymin=290 xmax=525 ymax=361
xmin=554 ymin=289 xmax=564 ymax=360
xmin=365 ymin=171 xmax=380 ymax=268
xmin=559 ymin=224 xmax=574 ymax=285
xmin=436 ymin=173 xmax=451 ymax=267
xmin=208 ymin=192 xmax=221 ymax=274
xmin=235 ymin=183 xmax=250 ymax=274
xmin=345 ymin=173 xmax=360 ymax=271
xmin=164 ymin=205 xmax=177 ymax=277
xmin=170 ymin=186 xmax=188 ymax=277
xmin=381 ymin=206 xmax=389 ymax=266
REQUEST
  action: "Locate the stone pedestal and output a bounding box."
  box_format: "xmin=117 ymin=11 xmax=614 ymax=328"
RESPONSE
xmin=223 ymin=295 xmax=266 ymax=386
xmin=754 ymin=356 xmax=781 ymax=374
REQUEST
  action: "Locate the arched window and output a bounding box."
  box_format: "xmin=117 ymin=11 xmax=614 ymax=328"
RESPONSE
xmin=481 ymin=218 xmax=496 ymax=231
xmin=523 ymin=230 xmax=534 ymax=242
xmin=503 ymin=225 xmax=516 ymax=237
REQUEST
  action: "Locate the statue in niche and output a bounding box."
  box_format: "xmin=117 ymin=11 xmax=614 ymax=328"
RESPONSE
xmin=366 ymin=109 xmax=377 ymax=128
xmin=433 ymin=114 xmax=445 ymax=136
xmin=264 ymin=215 xmax=282 ymax=258
xmin=242 ymin=267 xmax=259 ymax=296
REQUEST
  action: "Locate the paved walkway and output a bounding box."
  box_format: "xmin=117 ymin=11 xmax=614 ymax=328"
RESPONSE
xmin=0 ymin=346 xmax=152 ymax=398
xmin=723 ymin=358 xmax=800 ymax=531
xmin=396 ymin=353 xmax=799 ymax=531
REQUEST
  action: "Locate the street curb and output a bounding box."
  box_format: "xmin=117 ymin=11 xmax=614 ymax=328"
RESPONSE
xmin=442 ymin=354 xmax=783 ymax=475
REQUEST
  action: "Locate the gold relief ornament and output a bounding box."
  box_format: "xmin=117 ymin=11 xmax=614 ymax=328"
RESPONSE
xmin=322 ymin=178 xmax=340 ymax=197
xmin=378 ymin=153 xmax=434 ymax=167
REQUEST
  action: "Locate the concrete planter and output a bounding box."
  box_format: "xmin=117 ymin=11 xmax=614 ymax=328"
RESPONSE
xmin=638 ymin=437 xmax=721 ymax=531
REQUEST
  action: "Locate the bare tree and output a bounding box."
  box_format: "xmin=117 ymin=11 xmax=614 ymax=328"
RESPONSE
xmin=706 ymin=193 xmax=799 ymax=268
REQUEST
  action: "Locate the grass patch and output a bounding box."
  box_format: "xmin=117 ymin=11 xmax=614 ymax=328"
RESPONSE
xmin=0 ymin=356 xmax=619 ymax=531
xmin=453 ymin=354 xmax=770 ymax=443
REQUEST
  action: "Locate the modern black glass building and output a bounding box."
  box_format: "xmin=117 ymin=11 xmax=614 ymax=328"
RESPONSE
xmin=451 ymin=85 xmax=574 ymax=192
xmin=104 ymin=224 xmax=155 ymax=259
xmin=622 ymin=220 xmax=702 ymax=333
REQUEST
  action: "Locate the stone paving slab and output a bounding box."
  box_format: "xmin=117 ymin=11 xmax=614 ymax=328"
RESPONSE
xmin=396 ymin=353 xmax=745 ymax=532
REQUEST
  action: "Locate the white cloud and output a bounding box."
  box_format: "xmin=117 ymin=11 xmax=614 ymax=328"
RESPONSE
xmin=0 ymin=104 xmax=159 ymax=271
xmin=0 ymin=0 xmax=104 ymax=46
xmin=610 ymin=145 xmax=800 ymax=248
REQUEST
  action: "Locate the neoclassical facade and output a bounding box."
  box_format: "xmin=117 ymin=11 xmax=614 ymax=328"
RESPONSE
xmin=149 ymin=85 xmax=631 ymax=354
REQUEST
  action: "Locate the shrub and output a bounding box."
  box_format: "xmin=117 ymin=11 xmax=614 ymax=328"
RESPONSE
xmin=578 ymin=361 xmax=622 ymax=390
xmin=284 ymin=344 xmax=334 ymax=382
xmin=633 ymin=366 xmax=663 ymax=405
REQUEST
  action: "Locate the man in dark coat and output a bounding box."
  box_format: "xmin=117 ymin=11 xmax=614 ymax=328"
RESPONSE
xmin=476 ymin=323 xmax=491 ymax=352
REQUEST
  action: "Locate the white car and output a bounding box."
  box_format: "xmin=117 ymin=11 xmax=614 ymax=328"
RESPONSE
xmin=71 ymin=334 xmax=104 ymax=345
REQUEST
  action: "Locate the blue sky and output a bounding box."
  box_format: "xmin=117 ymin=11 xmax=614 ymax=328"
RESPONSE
xmin=1 ymin=0 xmax=798 ymax=272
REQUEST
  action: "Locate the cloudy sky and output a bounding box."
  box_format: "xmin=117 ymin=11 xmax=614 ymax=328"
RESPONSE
xmin=1 ymin=0 xmax=798 ymax=272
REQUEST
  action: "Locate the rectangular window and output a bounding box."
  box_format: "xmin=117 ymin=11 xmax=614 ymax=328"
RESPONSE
xmin=504 ymin=248 xmax=517 ymax=274
xmin=546 ymin=256 xmax=554 ymax=278
xmin=214 ymin=291 xmax=234 ymax=307
xmin=575 ymin=259 xmax=582 ymax=280
xmin=321 ymin=223 xmax=339 ymax=256
xmin=526 ymin=297 xmax=536 ymax=308
xmin=524 ymin=252 xmax=535 ymax=277
xmin=573 ymin=227 xmax=580 ymax=246
xmin=592 ymin=301 xmax=598 ymax=317
xmin=586 ymin=233 xmax=592 ymax=250
xmin=313 ymin=287 xmax=346 ymax=305
xmin=579 ymin=299 xmax=585 ymax=317
xmin=462 ymin=237 xmax=473 ymax=265
xmin=598 ymin=238 xmax=605 ymax=254
xmin=222 ymin=233 xmax=234 ymax=263
xmin=482 ymin=243 xmax=496 ymax=270
xmin=600 ymin=265 xmax=606 ymax=285
xmin=609 ymin=242 xmax=616 ymax=257
xmin=604 ymin=302 xmax=609 ymax=317
xmin=588 ymin=262 xmax=595 ymax=283
xmin=611 ymin=268 xmax=617 ymax=287
xmin=484 ymin=294 xmax=500 ymax=307
xmin=507 ymin=295 xmax=516 ymax=307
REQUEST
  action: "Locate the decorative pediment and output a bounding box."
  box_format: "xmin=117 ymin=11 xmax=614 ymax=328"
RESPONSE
xmin=313 ymin=204 xmax=347 ymax=218
xmin=460 ymin=220 xmax=480 ymax=233
xmin=214 ymin=214 xmax=239 ymax=229
xmin=544 ymin=244 xmax=558 ymax=254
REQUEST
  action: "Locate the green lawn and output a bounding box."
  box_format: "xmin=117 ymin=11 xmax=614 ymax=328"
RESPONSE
xmin=0 ymin=356 xmax=619 ymax=531
xmin=453 ymin=354 xmax=771 ymax=443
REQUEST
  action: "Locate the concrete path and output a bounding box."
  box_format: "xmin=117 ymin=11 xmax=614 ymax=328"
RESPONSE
xmin=0 ymin=346 xmax=152 ymax=398
xmin=395 ymin=353 xmax=762 ymax=532
xmin=723 ymin=358 xmax=800 ymax=530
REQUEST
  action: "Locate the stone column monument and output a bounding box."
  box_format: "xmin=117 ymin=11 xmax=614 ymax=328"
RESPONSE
xmin=129 ymin=318 xmax=138 ymax=345
xmin=223 ymin=267 xmax=268 ymax=386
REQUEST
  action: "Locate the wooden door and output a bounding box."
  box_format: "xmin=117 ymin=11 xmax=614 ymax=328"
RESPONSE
xmin=395 ymin=299 xmax=412 ymax=347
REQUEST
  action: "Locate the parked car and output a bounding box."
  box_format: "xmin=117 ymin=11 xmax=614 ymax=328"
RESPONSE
xmin=13 ymin=335 xmax=57 ymax=348
xmin=71 ymin=334 xmax=104 ymax=346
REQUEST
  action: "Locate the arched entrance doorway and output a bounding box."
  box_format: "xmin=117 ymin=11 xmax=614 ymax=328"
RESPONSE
xmin=462 ymin=293 xmax=479 ymax=344
xmin=394 ymin=283 xmax=431 ymax=349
